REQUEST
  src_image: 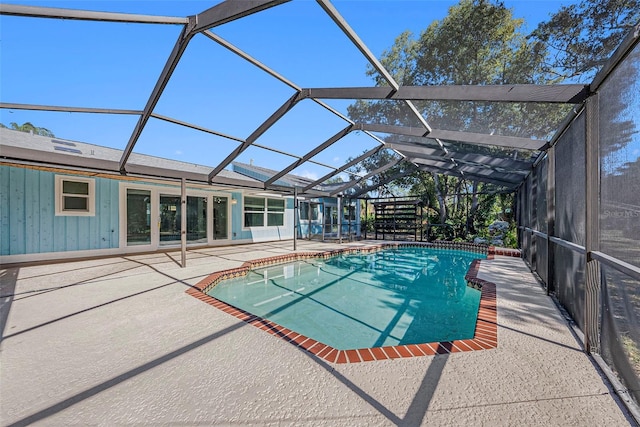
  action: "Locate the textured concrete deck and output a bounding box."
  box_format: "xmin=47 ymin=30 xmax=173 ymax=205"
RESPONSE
xmin=0 ymin=241 xmax=632 ymax=426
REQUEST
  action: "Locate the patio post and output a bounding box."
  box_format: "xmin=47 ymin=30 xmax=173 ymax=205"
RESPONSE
xmin=546 ymin=147 xmax=556 ymax=296
xmin=293 ymin=187 xmax=298 ymax=251
xmin=584 ymin=93 xmax=601 ymax=354
xmin=338 ymin=195 xmax=342 ymax=244
xmin=181 ymin=177 xmax=187 ymax=268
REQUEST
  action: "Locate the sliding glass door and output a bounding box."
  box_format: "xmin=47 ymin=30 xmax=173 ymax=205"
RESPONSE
xmin=160 ymin=195 xmax=208 ymax=245
xmin=126 ymin=189 xmax=151 ymax=246
xmin=123 ymin=184 xmax=230 ymax=249
xmin=159 ymin=195 xmax=181 ymax=245
xmin=213 ymin=197 xmax=228 ymax=240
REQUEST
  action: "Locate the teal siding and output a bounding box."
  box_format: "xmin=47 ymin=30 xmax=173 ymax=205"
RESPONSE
xmin=0 ymin=165 xmax=120 ymax=255
xmin=38 ymin=172 xmax=54 ymax=252
xmin=0 ymin=167 xmax=9 ymax=253
xmin=9 ymin=167 xmax=26 ymax=254
xmin=231 ymin=191 xmax=248 ymax=240
xmin=100 ymin=180 xmax=119 ymax=248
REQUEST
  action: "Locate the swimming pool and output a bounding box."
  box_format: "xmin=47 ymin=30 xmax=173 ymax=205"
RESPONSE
xmin=208 ymin=246 xmax=485 ymax=350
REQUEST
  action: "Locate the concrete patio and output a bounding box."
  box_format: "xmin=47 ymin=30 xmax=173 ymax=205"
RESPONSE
xmin=0 ymin=240 xmax=633 ymax=426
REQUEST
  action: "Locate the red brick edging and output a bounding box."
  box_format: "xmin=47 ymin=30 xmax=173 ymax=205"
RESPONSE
xmin=187 ymin=243 xmax=500 ymax=363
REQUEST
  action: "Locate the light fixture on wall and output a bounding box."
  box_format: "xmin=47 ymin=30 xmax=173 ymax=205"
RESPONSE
xmin=231 ymin=198 xmax=238 ymax=205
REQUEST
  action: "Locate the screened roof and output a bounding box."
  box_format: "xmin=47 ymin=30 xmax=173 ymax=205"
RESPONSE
xmin=0 ymin=0 xmax=623 ymax=197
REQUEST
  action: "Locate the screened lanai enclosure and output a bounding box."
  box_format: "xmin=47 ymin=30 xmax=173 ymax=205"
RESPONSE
xmin=517 ymin=32 xmax=640 ymax=418
xmin=1 ymin=0 xmax=639 ymax=422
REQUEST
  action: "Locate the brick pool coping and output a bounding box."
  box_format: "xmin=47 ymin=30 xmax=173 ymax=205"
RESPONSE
xmin=187 ymin=242 xmax=519 ymax=363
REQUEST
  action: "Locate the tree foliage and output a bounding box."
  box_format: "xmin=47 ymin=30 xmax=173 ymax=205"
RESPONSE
xmin=347 ymin=0 xmax=545 ymax=239
xmin=349 ymin=0 xmax=569 ymax=140
xmin=528 ymin=0 xmax=640 ymax=81
xmin=345 ymin=0 xmax=639 ymax=244
xmin=1 ymin=121 xmax=55 ymax=137
xmin=348 ymin=0 xmax=640 ymax=242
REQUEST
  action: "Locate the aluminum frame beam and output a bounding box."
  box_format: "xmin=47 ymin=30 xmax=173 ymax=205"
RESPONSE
xmin=0 ymin=3 xmax=188 ymax=24
xmin=384 ymin=141 xmax=532 ymax=171
xmin=360 ymin=123 xmax=545 ymax=150
xmin=192 ymin=0 xmax=289 ymax=33
xmin=264 ymin=124 xmax=353 ymax=187
xmin=0 ymin=101 xmax=343 ymax=174
xmin=150 ymin=113 xmax=245 ymax=143
xmin=382 ymin=141 xmax=447 ymax=157
xmin=316 ymin=0 xmax=447 ymax=152
xmin=203 ymin=21 xmax=392 ymax=163
xmin=315 ymin=0 xmax=397 ymax=92
xmin=304 ymin=84 xmax=590 ymax=104
xmin=301 ymin=145 xmax=383 ymax=192
xmin=413 ymin=159 xmax=523 ymax=182
xmin=456 ymin=164 xmax=524 ymax=183
xmin=453 ymin=158 xmax=530 ymax=175
xmin=330 ymin=158 xmax=402 ymax=196
xmin=0 ymin=102 xmax=142 ymax=115
xmin=203 ymin=30 xmax=298 ymax=90
xmin=119 ymin=0 xmax=288 ymax=174
xmin=415 ymin=164 xmax=518 ymax=188
xmin=207 ymin=91 xmax=304 ymax=182
xmin=410 ymin=157 xmax=458 ymax=170
xmin=446 ymin=151 xmax=533 ymax=171
xmin=349 ymin=167 xmax=416 ymax=198
xmin=428 ymin=128 xmax=545 ymax=150
xmin=119 ymin=22 xmax=194 ymax=172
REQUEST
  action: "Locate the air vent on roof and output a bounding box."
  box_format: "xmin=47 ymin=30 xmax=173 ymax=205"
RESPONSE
xmin=54 ymin=146 xmax=82 ymax=154
xmin=52 ymin=139 xmax=76 ymax=147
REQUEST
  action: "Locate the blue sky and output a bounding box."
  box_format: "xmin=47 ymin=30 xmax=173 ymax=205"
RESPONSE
xmin=1 ymin=0 xmax=571 ymax=181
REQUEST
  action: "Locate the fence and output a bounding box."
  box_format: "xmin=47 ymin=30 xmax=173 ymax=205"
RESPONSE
xmin=517 ymin=26 xmax=640 ymax=421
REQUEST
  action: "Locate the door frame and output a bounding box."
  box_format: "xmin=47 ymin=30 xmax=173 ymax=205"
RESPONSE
xmin=119 ymin=182 xmax=232 ymax=251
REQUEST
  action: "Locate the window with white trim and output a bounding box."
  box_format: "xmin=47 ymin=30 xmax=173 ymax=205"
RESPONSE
xmin=267 ymin=198 xmax=285 ymax=226
xmin=243 ymin=196 xmax=285 ymax=227
xmin=55 ymin=175 xmax=95 ymax=216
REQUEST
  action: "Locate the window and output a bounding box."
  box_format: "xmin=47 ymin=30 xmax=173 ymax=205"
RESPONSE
xmin=299 ymin=201 xmax=319 ymax=220
xmin=243 ymin=196 xmax=285 ymax=227
xmin=244 ymin=196 xmax=266 ymax=226
xmin=343 ymin=205 xmax=356 ymax=221
xmin=267 ymin=198 xmax=285 ymax=226
xmin=55 ymin=175 xmax=95 ymax=216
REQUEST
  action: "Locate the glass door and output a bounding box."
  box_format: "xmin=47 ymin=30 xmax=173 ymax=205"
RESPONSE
xmin=187 ymin=196 xmax=207 ymax=243
xmin=159 ymin=195 xmax=181 ymax=245
xmin=212 ymin=197 xmax=228 ymax=240
xmin=160 ymin=194 xmax=210 ymax=245
xmin=308 ymin=202 xmax=322 ymax=239
xmin=324 ymin=205 xmax=338 ymax=236
xmin=126 ymin=189 xmax=151 ymax=246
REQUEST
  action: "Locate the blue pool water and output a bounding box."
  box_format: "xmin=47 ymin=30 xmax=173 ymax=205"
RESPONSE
xmin=209 ymin=247 xmax=485 ymax=350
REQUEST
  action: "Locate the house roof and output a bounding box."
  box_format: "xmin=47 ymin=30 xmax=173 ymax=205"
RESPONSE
xmin=0 ymin=127 xmax=266 ymax=190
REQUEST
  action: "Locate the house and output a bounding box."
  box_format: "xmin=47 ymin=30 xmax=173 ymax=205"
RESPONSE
xmin=232 ymin=161 xmax=361 ymax=241
xmin=0 ymin=128 xmax=360 ymax=264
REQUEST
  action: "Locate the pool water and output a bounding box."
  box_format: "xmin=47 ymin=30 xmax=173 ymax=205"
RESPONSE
xmin=209 ymin=247 xmax=485 ymax=350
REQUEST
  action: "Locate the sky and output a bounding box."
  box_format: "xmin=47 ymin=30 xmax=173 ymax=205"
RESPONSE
xmin=0 ymin=0 xmax=573 ymax=181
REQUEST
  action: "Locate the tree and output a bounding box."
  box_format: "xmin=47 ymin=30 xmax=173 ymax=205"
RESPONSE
xmin=325 ymin=176 xmax=344 ymax=184
xmin=349 ymin=0 xmax=568 ymax=139
xmin=1 ymin=121 xmax=55 ymax=137
xmin=528 ymin=0 xmax=640 ymax=81
xmin=348 ymin=0 xmax=545 ymax=234
xmin=347 ymin=0 xmax=639 ymax=241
